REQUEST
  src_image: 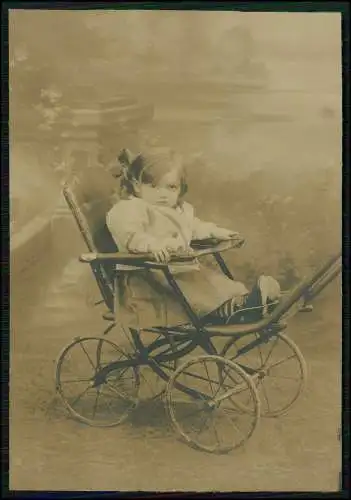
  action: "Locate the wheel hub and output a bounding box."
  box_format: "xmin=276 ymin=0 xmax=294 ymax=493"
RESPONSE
xmin=90 ymin=378 xmax=103 ymax=388
xmin=257 ymin=369 xmax=267 ymax=380
xmin=206 ymin=400 xmax=220 ymax=410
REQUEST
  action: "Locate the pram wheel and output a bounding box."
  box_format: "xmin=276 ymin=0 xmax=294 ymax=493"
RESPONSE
xmin=221 ymin=332 xmax=307 ymax=417
xmin=56 ymin=336 xmax=140 ymax=427
xmin=165 ymin=355 xmax=260 ymax=454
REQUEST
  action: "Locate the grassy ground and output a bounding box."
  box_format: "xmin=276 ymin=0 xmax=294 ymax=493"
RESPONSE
xmin=10 ymin=262 xmax=341 ymax=492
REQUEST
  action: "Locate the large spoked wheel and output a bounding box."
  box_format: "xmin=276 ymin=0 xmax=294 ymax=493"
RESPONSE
xmin=165 ymin=355 xmax=260 ymax=454
xmin=56 ymin=336 xmax=140 ymax=427
xmin=221 ymin=331 xmax=307 ymax=417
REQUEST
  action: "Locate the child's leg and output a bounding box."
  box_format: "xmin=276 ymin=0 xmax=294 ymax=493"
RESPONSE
xmin=209 ymin=275 xmax=281 ymax=324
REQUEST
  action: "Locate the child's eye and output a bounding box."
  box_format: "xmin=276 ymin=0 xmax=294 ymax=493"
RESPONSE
xmin=168 ymin=184 xmax=178 ymax=190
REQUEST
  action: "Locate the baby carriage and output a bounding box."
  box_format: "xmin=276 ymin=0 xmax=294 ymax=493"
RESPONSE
xmin=55 ymin=167 xmax=342 ymax=454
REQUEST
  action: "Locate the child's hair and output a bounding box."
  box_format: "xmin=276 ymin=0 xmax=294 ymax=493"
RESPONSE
xmin=116 ymin=147 xmax=188 ymax=202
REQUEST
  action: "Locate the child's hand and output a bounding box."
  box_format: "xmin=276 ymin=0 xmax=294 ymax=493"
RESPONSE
xmin=164 ymin=237 xmax=189 ymax=254
xmin=148 ymin=241 xmax=183 ymax=263
xmin=148 ymin=242 xmax=171 ymax=263
xmin=212 ymin=228 xmax=241 ymax=241
xmin=148 ymin=239 xmax=191 ymax=263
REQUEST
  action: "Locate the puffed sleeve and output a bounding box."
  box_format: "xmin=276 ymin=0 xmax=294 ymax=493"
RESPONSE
xmin=191 ymin=214 xmax=221 ymax=240
xmin=106 ymin=199 xmax=159 ymax=253
xmin=188 ymin=203 xmax=237 ymax=240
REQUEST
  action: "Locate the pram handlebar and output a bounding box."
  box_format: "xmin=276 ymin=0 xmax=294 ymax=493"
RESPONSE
xmin=79 ymin=237 xmax=245 ymax=264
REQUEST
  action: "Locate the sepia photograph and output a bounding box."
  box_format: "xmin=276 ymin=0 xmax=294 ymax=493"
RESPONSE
xmin=9 ymin=6 xmax=342 ymax=492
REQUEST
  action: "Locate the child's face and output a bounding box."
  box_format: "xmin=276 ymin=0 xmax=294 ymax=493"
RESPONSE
xmin=135 ymin=168 xmax=181 ymax=208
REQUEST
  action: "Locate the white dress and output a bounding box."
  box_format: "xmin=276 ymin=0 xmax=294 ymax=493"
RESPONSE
xmin=106 ymin=196 xmax=248 ymax=328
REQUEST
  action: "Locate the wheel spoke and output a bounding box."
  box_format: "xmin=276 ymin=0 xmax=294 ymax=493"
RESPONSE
xmin=100 ymin=392 xmax=119 ymax=414
xmin=180 ymin=369 xmax=232 ymax=391
xmin=100 ymin=353 xmax=127 ymax=367
xmin=108 ymin=366 xmax=130 ymax=383
xmin=262 ymin=335 xmax=280 ymax=367
xmin=256 ymin=334 xmax=265 ymax=366
xmin=226 ymin=413 xmax=247 ymax=441
xmin=195 ymin=413 xmax=211 ymax=436
xmin=217 ymin=366 xmax=241 ymax=396
xmin=96 ymin=341 xmax=103 ymax=367
xmin=60 ymin=378 xmax=93 ymax=384
xmin=234 ymin=342 xmax=253 ymax=366
xmin=260 ymin=380 xmax=271 ymax=412
xmin=139 ymin=367 xmax=157 ymax=393
xmin=175 ymin=404 xmax=206 ymax=423
xmin=209 ymin=415 xmax=221 ymax=447
xmin=121 ymin=325 xmax=138 ymax=351
xmin=221 ymin=403 xmax=245 ymax=417
xmin=213 ymin=364 xmax=228 ymax=399
xmin=105 ymin=380 xmax=136 ymax=402
xmin=70 ymin=385 xmax=93 ymax=408
xmin=79 ymin=342 xmax=97 ymax=372
xmin=265 ymin=373 xmax=300 ymax=381
xmin=92 ymin=387 xmax=102 ymax=418
xmin=268 ymin=354 xmax=297 ymax=370
xmin=203 ymin=360 xmax=215 ymax=396
xmin=158 ymin=362 xmax=176 ymax=372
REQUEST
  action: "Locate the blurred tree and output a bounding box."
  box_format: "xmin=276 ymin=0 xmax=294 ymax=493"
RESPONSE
xmin=211 ymin=24 xmax=269 ymax=86
xmin=277 ymin=253 xmax=300 ymax=289
xmin=238 ymin=261 xmax=258 ymax=288
xmin=9 ymin=10 xmax=106 ymax=138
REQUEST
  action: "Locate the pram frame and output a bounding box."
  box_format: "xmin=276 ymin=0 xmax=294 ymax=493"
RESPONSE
xmin=55 ymin=173 xmax=341 ymax=454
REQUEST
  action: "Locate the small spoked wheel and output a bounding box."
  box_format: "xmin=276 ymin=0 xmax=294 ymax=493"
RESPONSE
xmin=56 ymin=336 xmax=140 ymax=427
xmin=165 ymin=355 xmax=260 ymax=454
xmin=221 ymin=331 xmax=307 ymax=417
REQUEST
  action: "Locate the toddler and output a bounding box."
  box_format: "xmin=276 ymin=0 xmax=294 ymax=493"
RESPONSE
xmin=106 ymin=147 xmax=281 ymax=328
